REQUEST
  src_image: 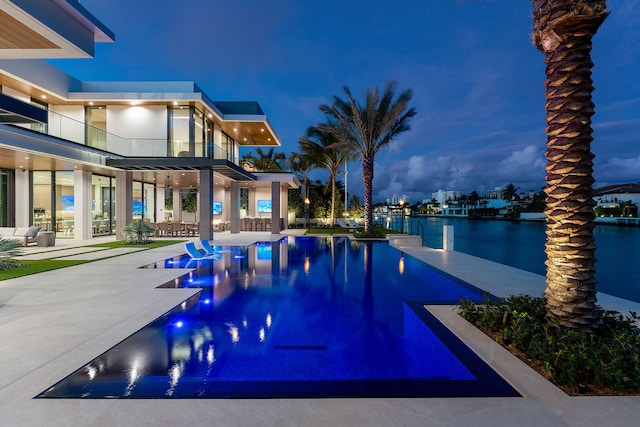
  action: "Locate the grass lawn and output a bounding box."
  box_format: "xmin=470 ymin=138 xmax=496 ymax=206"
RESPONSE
xmin=86 ymin=239 xmax=185 ymax=249
xmin=0 ymin=259 xmax=90 ymax=280
xmin=0 ymin=239 xmax=185 ymax=281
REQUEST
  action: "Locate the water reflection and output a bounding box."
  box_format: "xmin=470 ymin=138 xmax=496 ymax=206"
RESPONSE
xmin=39 ymin=237 xmax=492 ymax=398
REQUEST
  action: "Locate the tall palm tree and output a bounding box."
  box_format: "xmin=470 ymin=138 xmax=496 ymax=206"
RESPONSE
xmin=531 ymin=0 xmax=608 ymax=331
xmin=319 ymin=82 xmax=416 ymax=234
xmin=298 ymin=125 xmax=351 ymax=227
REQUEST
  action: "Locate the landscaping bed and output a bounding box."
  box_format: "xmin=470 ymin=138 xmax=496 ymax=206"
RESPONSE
xmin=458 ymin=295 xmax=640 ymax=396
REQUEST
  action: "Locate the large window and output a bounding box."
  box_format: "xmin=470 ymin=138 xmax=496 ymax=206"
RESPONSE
xmin=0 ymin=169 xmax=12 ymax=227
xmin=221 ymin=132 xmax=235 ymax=162
xmin=32 ymin=171 xmax=74 ymax=238
xmin=194 ymin=108 xmax=205 ymax=157
xmin=169 ymin=106 xmax=190 ymax=157
xmin=85 ymin=106 xmax=107 ymax=149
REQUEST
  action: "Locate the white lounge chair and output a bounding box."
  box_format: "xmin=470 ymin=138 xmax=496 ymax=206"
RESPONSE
xmin=336 ymin=218 xmax=362 ymax=230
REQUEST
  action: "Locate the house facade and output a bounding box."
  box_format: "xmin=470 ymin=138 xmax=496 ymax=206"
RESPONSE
xmin=0 ymin=1 xmax=297 ymax=241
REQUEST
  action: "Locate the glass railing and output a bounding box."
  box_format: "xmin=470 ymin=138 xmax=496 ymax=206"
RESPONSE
xmin=20 ymin=109 xmax=234 ymax=161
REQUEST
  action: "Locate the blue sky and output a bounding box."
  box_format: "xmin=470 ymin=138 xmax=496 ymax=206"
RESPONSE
xmin=51 ymin=0 xmax=640 ymax=203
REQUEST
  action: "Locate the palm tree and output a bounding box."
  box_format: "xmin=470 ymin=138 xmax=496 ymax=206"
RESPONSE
xmin=242 ymin=147 xmax=286 ymax=172
xmin=319 ymin=82 xmax=416 ymax=234
xmin=298 ymin=125 xmax=350 ymax=227
xmin=503 ymin=183 xmax=519 ymax=202
xmin=289 ymin=150 xmax=316 ymax=213
xmin=531 ymin=0 xmax=608 ymax=331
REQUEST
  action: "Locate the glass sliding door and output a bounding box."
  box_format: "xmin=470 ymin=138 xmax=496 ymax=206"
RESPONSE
xmin=32 ymin=171 xmax=53 ymax=232
xmin=92 ymin=174 xmax=115 ymax=236
xmin=55 ymin=171 xmax=75 ymax=238
xmin=133 ymin=181 xmax=155 ymax=222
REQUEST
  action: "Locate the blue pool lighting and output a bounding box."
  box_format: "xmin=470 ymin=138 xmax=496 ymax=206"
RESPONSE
xmin=38 ymin=237 xmax=518 ymax=399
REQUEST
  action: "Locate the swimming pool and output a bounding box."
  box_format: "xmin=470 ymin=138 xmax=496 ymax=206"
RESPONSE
xmin=37 ymin=236 xmax=519 ymax=398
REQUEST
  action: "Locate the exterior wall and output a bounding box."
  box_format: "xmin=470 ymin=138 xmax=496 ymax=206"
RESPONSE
xmin=253 ymin=186 xmax=272 ymax=218
xmin=107 ymin=105 xmax=167 ymax=156
xmin=107 ymin=105 xmax=167 ymax=139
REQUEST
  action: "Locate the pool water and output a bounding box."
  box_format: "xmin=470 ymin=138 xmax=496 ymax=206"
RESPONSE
xmin=37 ymin=236 xmax=519 ymax=398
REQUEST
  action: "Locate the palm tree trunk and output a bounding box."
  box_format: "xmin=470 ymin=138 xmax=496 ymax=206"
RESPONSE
xmin=330 ymin=173 xmax=336 ymax=227
xmin=362 ymin=156 xmax=374 ymax=234
xmin=532 ymin=0 xmax=608 ymax=331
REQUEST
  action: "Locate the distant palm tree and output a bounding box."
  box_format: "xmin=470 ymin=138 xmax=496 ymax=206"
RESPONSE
xmin=242 ymin=147 xmax=286 ymax=172
xmin=319 ymin=82 xmax=416 ymax=234
xmin=289 ymin=150 xmax=316 ymax=205
xmin=298 ymin=125 xmax=351 ymax=227
xmin=531 ymin=0 xmax=608 ymax=331
xmin=503 ymin=183 xmax=519 ymax=202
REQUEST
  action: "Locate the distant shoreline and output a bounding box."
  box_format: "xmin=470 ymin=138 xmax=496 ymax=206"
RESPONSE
xmin=400 ymin=214 xmax=640 ymax=227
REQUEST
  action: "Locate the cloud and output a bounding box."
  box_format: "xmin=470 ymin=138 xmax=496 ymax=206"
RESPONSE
xmin=595 ymin=155 xmax=640 ymax=185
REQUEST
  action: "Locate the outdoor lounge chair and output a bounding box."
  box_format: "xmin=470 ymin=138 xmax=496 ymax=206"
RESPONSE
xmin=201 ymin=240 xmax=221 ymax=256
xmin=184 ymin=242 xmax=220 ymax=260
xmin=348 ymin=219 xmax=364 ymax=228
xmin=336 ymin=218 xmax=362 ymax=230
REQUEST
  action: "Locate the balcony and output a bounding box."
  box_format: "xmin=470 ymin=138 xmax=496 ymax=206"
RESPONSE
xmin=22 ymin=108 xmax=234 ymax=161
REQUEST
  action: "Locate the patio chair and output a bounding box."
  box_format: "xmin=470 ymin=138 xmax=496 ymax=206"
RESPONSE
xmin=336 ymin=218 xmax=360 ymax=230
xmin=348 ymin=219 xmax=364 ymax=228
xmin=201 ymin=240 xmax=220 ymax=256
xmin=184 ymin=242 xmax=220 ymax=260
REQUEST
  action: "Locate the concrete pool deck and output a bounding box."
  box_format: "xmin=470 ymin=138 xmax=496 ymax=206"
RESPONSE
xmin=0 ymin=231 xmax=638 ymax=426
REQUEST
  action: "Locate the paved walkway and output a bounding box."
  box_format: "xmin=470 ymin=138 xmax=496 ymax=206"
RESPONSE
xmin=0 ymin=231 xmax=638 ymax=426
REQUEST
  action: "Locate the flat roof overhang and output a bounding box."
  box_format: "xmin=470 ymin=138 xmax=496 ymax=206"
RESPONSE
xmin=106 ymin=157 xmax=257 ymax=181
xmin=0 ymin=92 xmax=47 ymax=124
xmin=0 ymin=0 xmax=114 ymax=59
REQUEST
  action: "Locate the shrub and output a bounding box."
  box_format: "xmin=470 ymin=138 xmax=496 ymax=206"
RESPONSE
xmin=459 ymin=295 xmax=640 ymax=393
xmin=122 ymin=220 xmax=155 ymax=244
xmin=0 ymin=238 xmax=22 ymax=270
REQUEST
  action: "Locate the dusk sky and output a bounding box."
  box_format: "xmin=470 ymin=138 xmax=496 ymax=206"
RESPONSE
xmin=51 ymin=0 xmax=640 ymax=203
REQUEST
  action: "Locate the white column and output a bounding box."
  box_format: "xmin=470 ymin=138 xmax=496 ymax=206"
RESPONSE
xmin=173 ymin=186 xmax=182 ymax=221
xmin=14 ymin=168 xmax=30 ymax=227
xmin=443 ymin=225 xmax=454 ymax=251
xmin=271 ymin=181 xmax=280 ymax=234
xmin=74 ymin=169 xmax=92 ymax=240
xmin=156 ymin=186 xmax=166 ymax=222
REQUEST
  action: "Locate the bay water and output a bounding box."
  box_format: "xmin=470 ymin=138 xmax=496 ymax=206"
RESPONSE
xmin=381 ymin=216 xmax=640 ymax=304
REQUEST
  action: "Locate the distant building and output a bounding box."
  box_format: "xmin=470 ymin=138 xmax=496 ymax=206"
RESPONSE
xmin=432 ymin=190 xmax=461 ymax=205
xmin=593 ymin=183 xmax=640 ymax=208
xmin=487 ymin=187 xmax=504 ymax=200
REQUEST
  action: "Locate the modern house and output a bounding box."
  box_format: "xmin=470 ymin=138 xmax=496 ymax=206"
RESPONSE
xmin=0 ymin=0 xmax=298 ymax=241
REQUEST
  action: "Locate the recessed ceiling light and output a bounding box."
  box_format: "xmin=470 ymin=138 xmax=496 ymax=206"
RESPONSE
xmin=260 ymin=128 xmax=264 ymax=132
xmin=208 ymin=113 xmax=212 ymax=118
xmin=173 ymin=101 xmax=178 ymax=106
xmin=89 ymin=101 xmax=94 ymax=105
xmin=41 ymin=95 xmax=46 ymax=99
xmin=24 ymin=156 xmax=29 ymax=160
xmin=233 ymin=128 xmax=237 ymax=132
